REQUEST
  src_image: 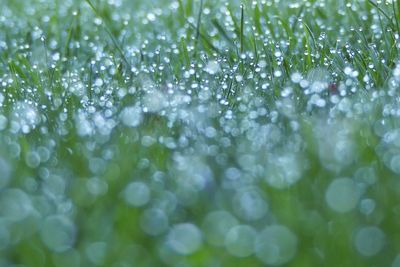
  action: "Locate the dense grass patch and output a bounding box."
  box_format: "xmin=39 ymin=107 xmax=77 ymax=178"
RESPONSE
xmin=1 ymin=0 xmax=400 ymax=266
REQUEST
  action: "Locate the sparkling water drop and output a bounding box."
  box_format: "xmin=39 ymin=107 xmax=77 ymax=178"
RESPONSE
xmin=120 ymin=106 xmax=142 ymax=127
xmin=205 ymin=60 xmax=220 ymax=75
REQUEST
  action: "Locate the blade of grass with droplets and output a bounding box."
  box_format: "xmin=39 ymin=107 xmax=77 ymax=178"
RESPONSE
xmin=367 ymin=0 xmax=396 ymax=32
xmin=240 ymin=4 xmax=244 ymax=55
xmin=392 ymin=0 xmax=400 ymax=36
xmin=277 ymin=17 xmax=296 ymax=51
xmin=180 ymin=37 xmax=191 ymax=68
xmin=239 ymin=4 xmax=245 ymax=74
xmin=193 ymin=0 xmax=203 ymax=57
xmin=302 ymin=22 xmax=313 ymax=70
xmin=253 ymin=4 xmax=262 ymax=35
xmin=177 ymin=0 xmax=186 ymax=24
xmin=212 ymin=18 xmax=235 ymax=47
xmin=85 ymin=0 xmax=131 ymax=68
xmin=186 ymin=19 xmax=221 ymax=56
xmin=227 ymin=4 xmax=241 ymax=45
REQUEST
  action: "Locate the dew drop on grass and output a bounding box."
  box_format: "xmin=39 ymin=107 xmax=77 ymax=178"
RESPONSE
xmin=11 ymin=101 xmax=40 ymax=134
xmin=0 ymin=188 xmax=32 ymax=221
xmin=37 ymin=146 xmax=50 ymax=163
xmin=354 ymin=166 xmax=377 ymax=185
xmin=147 ymin=13 xmax=156 ymax=22
xmin=205 ymin=60 xmax=220 ymax=75
xmin=25 ymin=151 xmax=41 ymax=168
xmin=235 ymin=75 xmax=243 ymax=82
xmin=202 ymin=210 xmax=238 ymax=247
xmin=120 ymin=106 xmax=142 ymax=127
xmin=143 ymin=90 xmax=167 ymax=113
xmin=140 ymin=208 xmax=169 ymax=236
xmin=359 ymin=198 xmax=376 ymax=215
xmin=258 ymin=60 xmax=267 ymax=68
xmin=86 ymin=177 xmax=108 ymax=196
xmin=333 ymin=139 xmax=356 ymax=165
xmin=167 ymin=223 xmax=202 ymax=255
xmin=325 ymin=178 xmax=360 ymax=213
xmin=291 ymin=72 xmax=302 ymax=83
xmin=354 ymin=226 xmax=385 ymax=257
xmin=265 ymin=154 xmax=304 ymax=189
xmin=40 ymin=215 xmax=76 ymax=253
xmin=274 ymin=70 xmax=282 ymax=77
xmin=255 ymin=225 xmax=298 ymax=266
xmin=224 ymin=225 xmax=256 ymax=257
xmin=232 ymin=188 xmax=268 ymax=221
xmin=123 ymin=182 xmax=150 ymax=207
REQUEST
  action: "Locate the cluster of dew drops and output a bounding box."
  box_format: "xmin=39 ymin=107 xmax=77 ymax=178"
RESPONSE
xmin=1 ymin=0 xmax=400 ymax=266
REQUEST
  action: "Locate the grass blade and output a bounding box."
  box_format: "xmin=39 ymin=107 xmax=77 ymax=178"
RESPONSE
xmin=240 ymin=4 xmax=244 ymax=55
xmin=85 ymin=0 xmax=131 ymax=68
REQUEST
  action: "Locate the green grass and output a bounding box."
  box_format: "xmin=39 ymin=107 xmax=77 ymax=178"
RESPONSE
xmin=0 ymin=0 xmax=400 ymax=266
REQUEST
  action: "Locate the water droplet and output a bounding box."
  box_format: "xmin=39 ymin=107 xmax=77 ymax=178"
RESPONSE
xmin=255 ymin=225 xmax=298 ymax=266
xmin=224 ymin=225 xmax=256 ymax=258
xmin=140 ymin=208 xmax=169 ymax=236
xmin=354 ymin=226 xmax=385 ymax=257
xmin=232 ymin=188 xmax=268 ymax=221
xmin=86 ymin=177 xmax=108 ymax=196
xmin=258 ymin=60 xmax=267 ymax=68
xmin=291 ymin=72 xmax=302 ymax=83
xmin=25 ymin=151 xmax=41 ymax=168
xmin=40 ymin=215 xmax=76 ymax=253
xmin=205 ymin=60 xmax=220 ymax=75
xmin=167 ymin=223 xmax=202 ymax=255
xmin=0 ymin=188 xmax=32 ymax=221
xmin=11 ymin=101 xmax=41 ymax=134
xmin=325 ymin=178 xmax=360 ymax=213
xmin=265 ymin=154 xmax=304 ymax=189
xmin=274 ymin=70 xmax=282 ymax=77
xmin=120 ymin=106 xmax=142 ymax=127
xmin=147 ymin=13 xmax=156 ymax=22
xmin=143 ymin=90 xmax=167 ymax=113
xmin=359 ymin=198 xmax=376 ymax=215
xmin=202 ymin=211 xmax=238 ymax=247
xmin=123 ymin=182 xmax=150 ymax=207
